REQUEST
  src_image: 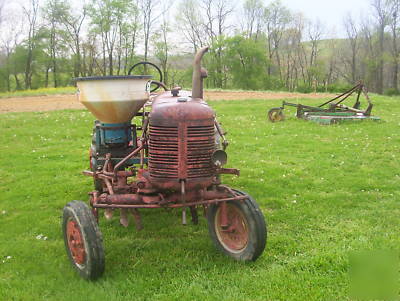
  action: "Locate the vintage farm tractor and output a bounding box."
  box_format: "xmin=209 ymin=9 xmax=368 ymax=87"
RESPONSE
xmin=62 ymin=47 xmax=266 ymax=280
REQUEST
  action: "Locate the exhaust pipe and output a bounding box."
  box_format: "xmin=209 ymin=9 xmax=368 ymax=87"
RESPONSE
xmin=191 ymin=46 xmax=209 ymax=99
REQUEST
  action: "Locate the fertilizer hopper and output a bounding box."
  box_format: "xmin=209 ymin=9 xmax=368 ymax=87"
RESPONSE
xmin=76 ymin=75 xmax=152 ymax=123
xmin=76 ymin=75 xmax=152 ymax=149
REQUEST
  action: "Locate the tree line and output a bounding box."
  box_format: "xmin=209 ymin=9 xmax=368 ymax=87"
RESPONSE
xmin=0 ymin=0 xmax=400 ymax=95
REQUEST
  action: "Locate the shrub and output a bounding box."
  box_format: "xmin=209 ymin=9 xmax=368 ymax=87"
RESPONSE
xmin=384 ymin=88 xmax=400 ymax=96
xmin=296 ymin=85 xmax=313 ymax=93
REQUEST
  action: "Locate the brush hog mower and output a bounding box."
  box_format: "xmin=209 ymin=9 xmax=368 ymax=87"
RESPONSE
xmin=268 ymin=83 xmax=380 ymax=125
xmin=62 ymin=47 xmax=267 ymax=280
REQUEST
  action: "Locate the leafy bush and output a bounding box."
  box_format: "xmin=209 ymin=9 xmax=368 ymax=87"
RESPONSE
xmin=384 ymin=88 xmax=400 ymax=96
xmin=296 ymin=85 xmax=313 ymax=93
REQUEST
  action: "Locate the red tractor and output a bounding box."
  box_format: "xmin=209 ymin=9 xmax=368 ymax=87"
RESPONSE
xmin=62 ymin=47 xmax=266 ymax=280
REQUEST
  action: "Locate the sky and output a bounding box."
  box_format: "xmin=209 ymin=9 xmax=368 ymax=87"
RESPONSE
xmin=280 ymin=0 xmax=370 ymax=37
xmin=6 ymin=0 xmax=373 ymax=41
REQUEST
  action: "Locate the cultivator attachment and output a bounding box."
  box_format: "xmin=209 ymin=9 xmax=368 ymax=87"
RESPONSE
xmin=268 ymin=83 xmax=381 ymax=124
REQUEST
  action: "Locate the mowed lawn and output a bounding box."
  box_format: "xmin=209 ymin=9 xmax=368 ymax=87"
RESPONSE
xmin=0 ymin=95 xmax=399 ymax=300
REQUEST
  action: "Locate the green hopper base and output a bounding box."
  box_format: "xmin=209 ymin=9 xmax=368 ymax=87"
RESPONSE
xmin=304 ymin=112 xmax=381 ymax=125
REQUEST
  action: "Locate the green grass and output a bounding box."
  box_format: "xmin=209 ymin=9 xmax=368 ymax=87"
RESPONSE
xmin=0 ymin=87 xmax=76 ymax=98
xmin=0 ymin=86 xmax=333 ymax=99
xmin=0 ymin=95 xmax=399 ymax=300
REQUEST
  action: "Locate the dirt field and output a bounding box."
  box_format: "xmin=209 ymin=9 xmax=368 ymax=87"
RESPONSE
xmin=0 ymin=91 xmax=335 ymax=113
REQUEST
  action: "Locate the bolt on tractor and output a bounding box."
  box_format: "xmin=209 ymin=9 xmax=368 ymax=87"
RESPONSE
xmin=62 ymin=47 xmax=267 ymax=280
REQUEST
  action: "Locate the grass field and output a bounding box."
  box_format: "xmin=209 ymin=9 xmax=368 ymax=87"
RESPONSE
xmin=0 ymin=95 xmax=399 ymax=300
xmin=0 ymin=87 xmax=76 ymax=99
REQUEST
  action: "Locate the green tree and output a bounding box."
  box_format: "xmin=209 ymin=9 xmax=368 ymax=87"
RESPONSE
xmin=221 ymin=36 xmax=269 ymax=90
xmin=89 ymin=0 xmax=135 ymax=75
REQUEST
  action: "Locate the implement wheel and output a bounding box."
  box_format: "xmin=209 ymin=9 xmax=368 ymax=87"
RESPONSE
xmin=207 ymin=190 xmax=266 ymax=261
xmin=268 ymin=108 xmax=285 ymax=122
xmin=62 ymin=201 xmax=105 ymax=280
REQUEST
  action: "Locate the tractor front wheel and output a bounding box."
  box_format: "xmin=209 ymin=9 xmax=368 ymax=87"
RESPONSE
xmin=62 ymin=201 xmax=105 ymax=280
xmin=207 ymin=191 xmax=266 ymax=261
xmin=268 ymin=108 xmax=285 ymax=122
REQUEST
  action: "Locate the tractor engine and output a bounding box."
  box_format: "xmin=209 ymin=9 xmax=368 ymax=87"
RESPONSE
xmin=148 ymin=93 xmax=216 ymax=190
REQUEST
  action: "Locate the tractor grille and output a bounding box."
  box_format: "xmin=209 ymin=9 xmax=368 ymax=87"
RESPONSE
xmin=148 ymin=124 xmax=215 ymax=180
xmin=187 ymin=125 xmax=214 ymax=179
xmin=148 ymin=125 xmax=179 ymax=179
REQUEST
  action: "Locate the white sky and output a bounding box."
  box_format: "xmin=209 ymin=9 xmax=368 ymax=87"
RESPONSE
xmin=280 ymin=0 xmax=370 ymax=37
xmin=6 ymin=0 xmax=372 ymax=40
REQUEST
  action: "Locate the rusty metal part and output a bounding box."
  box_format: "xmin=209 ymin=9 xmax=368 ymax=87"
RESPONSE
xmin=171 ymin=86 xmax=182 ymax=97
xmin=120 ymin=209 xmax=129 ymax=227
xmin=220 ymin=201 xmax=229 ymax=229
xmin=214 ymin=119 xmax=228 ymax=150
xmin=92 ymin=195 xmax=247 ymax=209
xmin=192 ymin=46 xmax=209 ymax=99
xmin=181 ymin=180 xmax=187 ymax=225
xmin=66 ymin=219 xmax=86 ymax=265
xmin=215 ymin=203 xmax=249 ymax=252
xmin=269 ymin=82 xmax=379 ymax=123
xmin=95 ymin=188 xmax=238 ymax=205
xmin=113 ymin=144 xmax=144 ymax=177
xmin=148 ymin=92 xmax=216 ymax=191
xmin=89 ymin=192 xmax=99 ymax=222
xmin=217 ymin=168 xmax=240 ymax=176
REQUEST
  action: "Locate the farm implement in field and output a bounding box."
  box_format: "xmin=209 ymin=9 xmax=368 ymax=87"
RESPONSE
xmin=268 ymin=83 xmax=380 ymax=124
xmin=62 ymin=47 xmax=266 ymax=280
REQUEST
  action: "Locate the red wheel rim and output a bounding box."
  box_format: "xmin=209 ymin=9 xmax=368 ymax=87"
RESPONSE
xmin=66 ymin=219 xmax=86 ymax=265
xmin=215 ymin=204 xmax=249 ymax=253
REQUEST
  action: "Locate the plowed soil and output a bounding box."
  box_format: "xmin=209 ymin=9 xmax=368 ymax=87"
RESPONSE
xmin=0 ymin=91 xmax=335 ymax=114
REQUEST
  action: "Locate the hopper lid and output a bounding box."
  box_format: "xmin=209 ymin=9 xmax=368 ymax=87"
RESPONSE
xmin=75 ymin=75 xmax=152 ymax=81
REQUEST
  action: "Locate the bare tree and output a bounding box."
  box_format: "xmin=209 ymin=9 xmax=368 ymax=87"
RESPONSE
xmin=371 ymin=0 xmax=391 ymax=93
xmin=264 ymin=0 xmax=291 ymax=79
xmin=280 ymin=14 xmax=303 ymax=91
xmin=343 ymin=13 xmax=360 ymax=83
xmin=0 ymin=0 xmax=5 ymax=25
xmin=42 ymin=0 xmax=65 ymax=87
xmin=201 ymin=0 xmax=235 ymax=87
xmin=389 ymin=0 xmax=400 ymax=90
xmin=89 ymin=0 xmax=132 ymax=76
xmin=176 ymin=0 xmax=205 ymax=52
xmin=0 ymin=9 xmax=22 ymax=91
xmin=120 ymin=4 xmax=140 ymax=75
xmin=241 ymin=0 xmax=264 ymax=40
xmin=307 ymin=19 xmax=324 ymax=87
xmin=22 ymin=0 xmax=40 ymax=89
xmin=140 ymin=0 xmax=172 ymax=64
xmin=154 ymin=13 xmax=171 ymax=85
xmin=56 ymin=0 xmax=86 ymax=77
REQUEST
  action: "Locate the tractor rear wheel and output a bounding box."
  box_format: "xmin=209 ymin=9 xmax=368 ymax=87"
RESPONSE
xmin=62 ymin=201 xmax=105 ymax=280
xmin=268 ymin=108 xmax=285 ymax=122
xmin=207 ymin=190 xmax=266 ymax=261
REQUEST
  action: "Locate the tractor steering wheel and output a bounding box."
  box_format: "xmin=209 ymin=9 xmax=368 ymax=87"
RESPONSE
xmin=128 ymin=61 xmax=164 ymax=92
